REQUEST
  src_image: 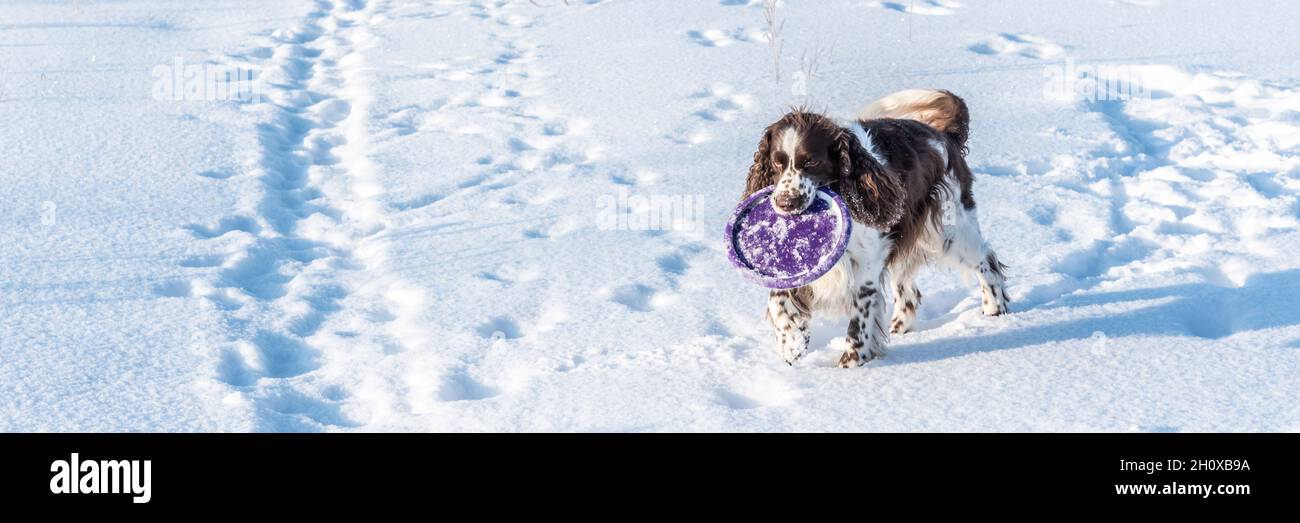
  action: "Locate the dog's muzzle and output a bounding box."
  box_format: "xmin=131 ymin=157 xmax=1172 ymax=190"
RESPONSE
xmin=771 ymin=171 xmax=816 ymax=215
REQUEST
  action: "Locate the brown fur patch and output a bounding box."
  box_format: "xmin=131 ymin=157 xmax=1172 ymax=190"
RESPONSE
xmin=859 ymin=89 xmax=970 ymax=155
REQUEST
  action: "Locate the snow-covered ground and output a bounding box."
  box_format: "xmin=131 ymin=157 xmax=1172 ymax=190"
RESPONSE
xmin=2 ymin=0 xmax=1298 ymax=432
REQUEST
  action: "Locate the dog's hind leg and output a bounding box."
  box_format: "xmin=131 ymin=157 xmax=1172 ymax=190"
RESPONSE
xmin=937 ymin=208 xmax=1009 ymax=316
xmin=975 ymin=250 xmax=1009 ymax=316
xmin=766 ymin=289 xmax=811 ymax=365
xmin=888 ymin=257 xmax=923 ymax=334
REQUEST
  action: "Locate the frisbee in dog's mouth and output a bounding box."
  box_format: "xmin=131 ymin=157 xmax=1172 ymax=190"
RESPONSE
xmin=725 ymin=186 xmax=851 ymax=289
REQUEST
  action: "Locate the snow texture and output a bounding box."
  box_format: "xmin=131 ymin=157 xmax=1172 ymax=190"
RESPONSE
xmin=2 ymin=0 xmax=1299 ymax=432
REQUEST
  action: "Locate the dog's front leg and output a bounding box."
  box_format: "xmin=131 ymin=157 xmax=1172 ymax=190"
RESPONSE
xmin=766 ymin=289 xmax=810 ymax=365
xmin=836 ymin=275 xmax=888 ymax=368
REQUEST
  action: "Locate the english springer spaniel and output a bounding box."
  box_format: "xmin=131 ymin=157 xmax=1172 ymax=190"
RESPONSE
xmin=742 ymin=89 xmax=1009 ymax=368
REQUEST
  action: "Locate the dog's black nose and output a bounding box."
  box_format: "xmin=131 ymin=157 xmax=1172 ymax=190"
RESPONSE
xmin=772 ymin=192 xmax=806 ymax=214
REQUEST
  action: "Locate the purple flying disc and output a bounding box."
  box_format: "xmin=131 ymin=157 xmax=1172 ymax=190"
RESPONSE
xmin=725 ymin=186 xmax=851 ymax=289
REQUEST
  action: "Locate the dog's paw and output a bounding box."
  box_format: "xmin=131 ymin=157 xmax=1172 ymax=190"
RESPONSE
xmin=776 ymin=342 xmax=805 ymax=365
xmin=890 ymin=317 xmax=913 ymax=334
xmin=781 ymin=351 xmax=804 ymax=366
xmin=836 ymin=351 xmax=861 ymax=368
xmin=830 ymin=337 xmax=864 ymax=368
xmin=981 ymin=296 xmax=1009 ymax=316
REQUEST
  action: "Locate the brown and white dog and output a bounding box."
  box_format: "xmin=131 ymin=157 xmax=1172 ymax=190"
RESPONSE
xmin=742 ymin=89 xmax=1009 ymax=367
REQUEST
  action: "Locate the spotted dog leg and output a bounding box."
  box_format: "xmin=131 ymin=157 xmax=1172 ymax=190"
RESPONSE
xmin=836 ymin=275 xmax=889 ymax=368
xmin=976 ymin=251 xmax=1009 ymax=316
xmin=938 ymin=203 xmax=1010 ymax=317
xmin=889 ymin=266 xmax=922 ymax=334
xmin=766 ymin=289 xmax=810 ymax=365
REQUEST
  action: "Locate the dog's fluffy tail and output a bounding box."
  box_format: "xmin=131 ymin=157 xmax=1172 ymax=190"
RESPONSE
xmin=859 ymin=89 xmax=970 ymax=155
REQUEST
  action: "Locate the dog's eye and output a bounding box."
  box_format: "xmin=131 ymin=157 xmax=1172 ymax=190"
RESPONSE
xmin=804 ymin=159 xmax=820 ymax=168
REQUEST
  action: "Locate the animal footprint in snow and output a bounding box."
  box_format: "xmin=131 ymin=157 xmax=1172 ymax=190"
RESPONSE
xmin=687 ymin=28 xmax=764 ymax=47
xmin=197 ymin=169 xmax=236 ymax=180
xmin=184 ymin=215 xmax=260 ymax=239
xmin=436 ymin=369 xmax=499 ymax=401
xmin=384 ymin=105 xmax=427 ymax=136
xmin=969 ymin=33 xmax=1065 ymax=59
xmin=873 ymin=0 xmax=962 ymax=15
xmin=692 ymin=83 xmax=754 ymax=122
xmin=151 ymin=279 xmax=193 ymax=298
xmin=602 ymin=283 xmax=677 ymax=312
xmin=666 ymin=127 xmax=713 ymax=145
xmin=494 ymin=13 xmax=535 ymax=29
xmin=476 ymin=316 xmax=522 ymax=340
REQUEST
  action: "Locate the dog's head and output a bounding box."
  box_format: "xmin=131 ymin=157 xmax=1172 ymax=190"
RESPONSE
xmin=743 ymin=110 xmax=904 ymax=229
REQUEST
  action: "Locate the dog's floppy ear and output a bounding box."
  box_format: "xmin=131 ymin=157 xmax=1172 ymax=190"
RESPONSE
xmin=742 ymin=124 xmax=778 ymax=199
xmin=834 ymin=125 xmax=904 ymax=229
